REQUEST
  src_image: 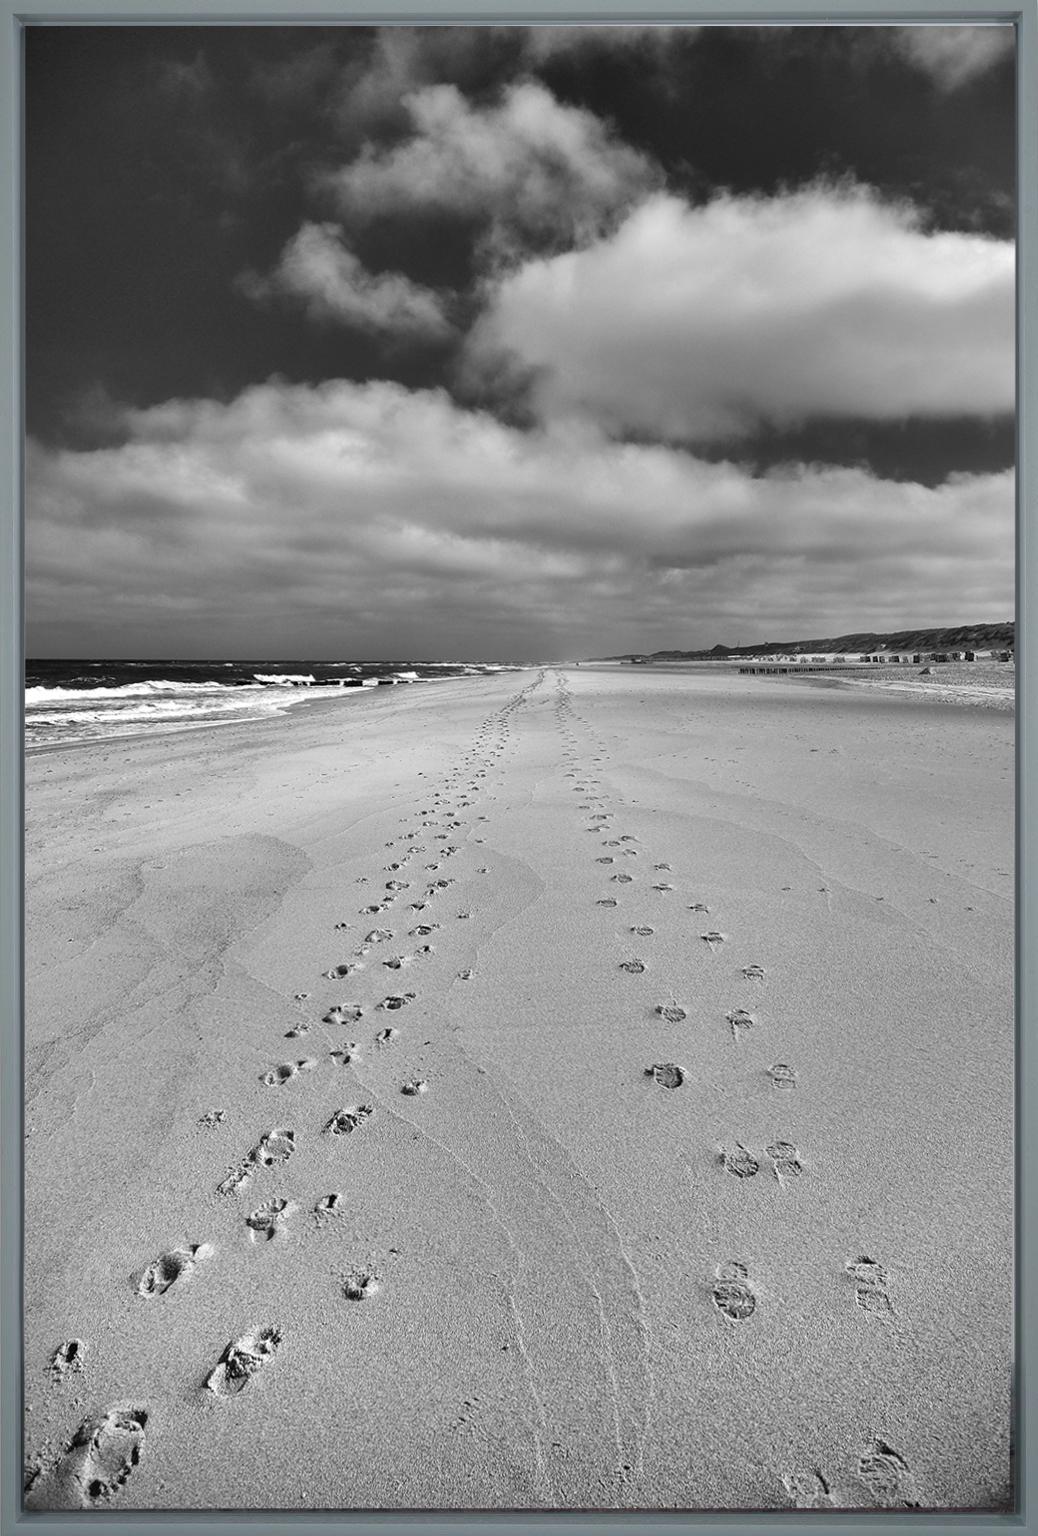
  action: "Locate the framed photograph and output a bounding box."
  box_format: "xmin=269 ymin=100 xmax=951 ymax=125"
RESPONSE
xmin=4 ymin=4 xmax=1032 ymax=1530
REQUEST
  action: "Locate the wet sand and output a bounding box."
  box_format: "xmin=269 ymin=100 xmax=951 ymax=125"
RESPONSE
xmin=23 ymin=666 xmax=1014 ymax=1511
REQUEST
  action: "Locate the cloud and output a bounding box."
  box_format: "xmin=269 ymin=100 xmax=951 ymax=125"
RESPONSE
xmin=520 ymin=25 xmax=695 ymax=63
xmin=465 ymin=184 xmax=1014 ymax=442
xmin=26 ymin=377 xmax=1013 ymax=659
xmin=892 ymin=26 xmax=1014 ymax=90
xmin=323 ymin=80 xmax=658 ymax=252
xmin=239 ymin=222 xmax=451 ymax=340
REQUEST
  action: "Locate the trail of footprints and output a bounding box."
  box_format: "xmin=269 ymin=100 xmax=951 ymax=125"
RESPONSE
xmin=27 ymin=673 xmax=547 ymax=1508
xmin=30 ymin=670 xmax=915 ymax=1510
xmin=549 ymin=673 xmax=912 ymax=1508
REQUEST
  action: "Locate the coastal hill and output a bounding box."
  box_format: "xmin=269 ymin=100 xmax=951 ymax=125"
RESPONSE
xmin=594 ymin=621 xmax=1014 ymax=663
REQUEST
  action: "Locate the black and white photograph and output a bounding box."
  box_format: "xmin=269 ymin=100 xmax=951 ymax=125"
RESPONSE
xmin=21 ymin=20 xmax=1015 ymax=1513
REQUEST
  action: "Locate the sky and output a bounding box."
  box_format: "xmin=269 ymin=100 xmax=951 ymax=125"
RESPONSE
xmin=25 ymin=24 xmax=1016 ymax=661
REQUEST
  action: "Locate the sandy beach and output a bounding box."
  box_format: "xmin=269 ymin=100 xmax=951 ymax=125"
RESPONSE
xmin=22 ymin=664 xmax=1014 ymax=1512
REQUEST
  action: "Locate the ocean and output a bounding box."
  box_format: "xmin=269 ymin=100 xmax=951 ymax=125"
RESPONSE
xmin=24 ymin=659 xmax=520 ymax=749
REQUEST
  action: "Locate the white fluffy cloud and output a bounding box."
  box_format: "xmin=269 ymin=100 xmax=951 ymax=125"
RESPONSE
xmin=893 ymin=26 xmax=1014 ymax=90
xmin=465 ymin=185 xmax=1014 ymax=441
xmin=240 ymin=222 xmax=451 ymax=339
xmin=27 ymin=378 xmax=1013 ymax=658
xmin=323 ymin=81 xmax=657 ymax=250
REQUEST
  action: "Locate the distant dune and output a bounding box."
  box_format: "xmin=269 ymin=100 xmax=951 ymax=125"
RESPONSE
xmin=594 ymin=621 xmax=1014 ymax=663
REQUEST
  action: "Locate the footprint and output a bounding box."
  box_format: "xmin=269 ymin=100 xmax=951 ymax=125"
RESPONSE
xmin=654 ymin=1003 xmax=687 ymax=1023
xmin=246 ymin=1199 xmax=292 ymax=1243
xmin=401 ymin=1079 xmax=429 ymax=1096
xmin=292 ymin=991 xmax=310 ymax=1001
xmin=457 ymin=968 xmax=474 ymax=980
xmin=323 ymin=962 xmax=361 ymax=978
xmin=365 ymin=928 xmax=394 ymax=944
xmin=857 ymin=1439 xmax=916 ymax=1504
xmin=610 ymin=874 xmax=634 ymax=884
xmin=630 ymin=925 xmax=654 ymax=936
xmin=205 ymin=1326 xmax=282 ymax=1397
xmin=720 ymin=1143 xmax=759 ymax=1179
xmin=409 ymin=924 xmax=438 ymax=937
xmin=767 ymin=1063 xmax=798 ymax=1089
xmin=217 ymin=1130 xmax=295 ymax=1195
xmin=43 ymin=1407 xmax=148 ymax=1507
xmin=645 ymin=1063 xmax=684 ymax=1088
xmin=323 ymin=1005 xmax=363 ymax=1025
xmin=49 ymin=1339 xmax=84 ymax=1381
xmin=376 ymin=1027 xmax=399 ymax=1046
xmin=701 ymin=931 xmax=728 ymax=948
xmin=782 ymin=1470 xmax=834 ymax=1509
xmin=688 ymin=903 xmax=710 ymax=914
xmin=136 ymin=1244 xmax=207 ymax=1297
xmin=329 ymin=1045 xmax=357 ymax=1066
xmin=314 ymin=1193 xmax=344 ymax=1225
xmin=846 ymin=1256 xmax=895 ymax=1317
xmin=198 ymin=1109 xmax=224 ymax=1128
xmin=253 ymin=1128 xmax=296 ymax=1168
xmin=343 ymin=1269 xmax=381 ymax=1301
xmin=596 ymin=898 xmax=618 ymax=907
xmin=619 ymin=959 xmax=646 ymax=974
xmin=325 ymin=1105 xmax=374 ymax=1136
xmin=284 ymin=1023 xmax=310 ymax=1039
xmin=260 ymin=1059 xmax=315 ymax=1087
xmin=596 ymin=856 xmax=614 ymax=864
xmin=379 ymin=993 xmax=415 ymax=1011
xmin=382 ymin=956 xmax=409 ymax=970
xmin=765 ymin=1141 xmax=803 ymax=1180
xmin=726 ymin=1008 xmax=756 ymax=1041
xmin=741 ymin=963 xmax=766 ymax=980
xmin=712 ymin=1260 xmax=756 ymax=1321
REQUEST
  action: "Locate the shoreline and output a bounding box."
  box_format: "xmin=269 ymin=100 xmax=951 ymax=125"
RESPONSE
xmin=23 ymin=666 xmax=1013 ymax=1511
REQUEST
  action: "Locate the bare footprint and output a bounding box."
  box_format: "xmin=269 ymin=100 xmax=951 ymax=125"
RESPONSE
xmin=217 ymin=1129 xmax=295 ymax=1195
xmin=36 ymin=1407 xmax=148 ymax=1508
xmin=136 ymin=1243 xmax=207 ymax=1297
xmin=630 ymin=925 xmax=654 ymax=936
xmin=314 ymin=1193 xmax=344 ymax=1226
xmin=246 ymin=1199 xmax=292 ymax=1243
xmin=701 ymin=931 xmax=728 ymax=948
xmin=49 ymin=1339 xmax=84 ymax=1382
xmin=742 ymin=963 xmax=766 ymax=980
xmin=645 ymin=1063 xmax=684 ymax=1088
xmin=325 ymin=1105 xmax=374 ymax=1136
xmin=379 ymin=993 xmax=416 ymax=1011
xmin=323 ymin=1004 xmax=363 ymax=1025
xmin=767 ymin=1063 xmax=798 ymax=1089
xmin=619 ymin=958 xmax=646 ymax=974
xmin=712 ymin=1260 xmax=756 ymax=1321
xmin=655 ymin=1003 xmax=687 ymax=1023
xmin=260 ymin=1059 xmax=315 ymax=1087
xmin=401 ymin=1078 xmax=429 ymax=1096
xmin=205 ymin=1326 xmax=282 ymax=1397
xmin=376 ymin=1027 xmax=399 ymax=1046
